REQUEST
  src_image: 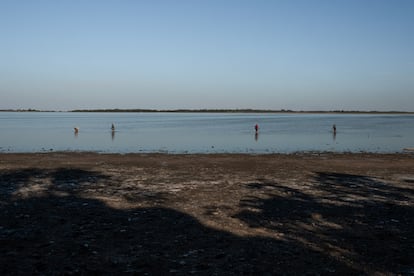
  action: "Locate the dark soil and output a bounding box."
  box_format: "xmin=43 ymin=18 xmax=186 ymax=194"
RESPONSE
xmin=1 ymin=152 xmax=413 ymax=275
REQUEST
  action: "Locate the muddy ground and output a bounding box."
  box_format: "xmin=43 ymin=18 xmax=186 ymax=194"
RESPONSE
xmin=0 ymin=152 xmax=413 ymax=275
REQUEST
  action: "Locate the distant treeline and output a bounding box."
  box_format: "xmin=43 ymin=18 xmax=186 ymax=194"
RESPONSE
xmin=0 ymin=109 xmax=56 ymax=112
xmin=70 ymin=109 xmax=414 ymax=114
xmin=1 ymin=109 xmax=413 ymax=114
xmin=71 ymin=108 xmax=289 ymax=113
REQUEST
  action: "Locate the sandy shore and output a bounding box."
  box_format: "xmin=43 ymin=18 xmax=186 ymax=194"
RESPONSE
xmin=1 ymin=152 xmax=413 ymax=274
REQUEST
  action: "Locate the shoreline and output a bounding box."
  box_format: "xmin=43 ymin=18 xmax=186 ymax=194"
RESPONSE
xmin=1 ymin=151 xmax=413 ymax=274
xmin=1 ymin=151 xmax=414 ymax=158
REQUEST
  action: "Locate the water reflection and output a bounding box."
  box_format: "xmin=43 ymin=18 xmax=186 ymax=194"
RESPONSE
xmin=2 ymin=112 xmax=414 ymax=153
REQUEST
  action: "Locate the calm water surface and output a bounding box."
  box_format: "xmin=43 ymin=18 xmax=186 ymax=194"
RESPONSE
xmin=1 ymin=112 xmax=413 ymax=153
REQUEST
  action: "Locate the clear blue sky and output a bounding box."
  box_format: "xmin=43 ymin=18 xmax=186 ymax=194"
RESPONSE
xmin=1 ymin=0 xmax=413 ymax=111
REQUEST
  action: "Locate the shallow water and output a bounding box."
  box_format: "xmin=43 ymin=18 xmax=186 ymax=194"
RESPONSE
xmin=0 ymin=112 xmax=413 ymax=153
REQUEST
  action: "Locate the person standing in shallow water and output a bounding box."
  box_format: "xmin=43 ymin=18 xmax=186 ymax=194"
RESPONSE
xmin=111 ymin=124 xmax=116 ymax=140
xmin=255 ymin=124 xmax=259 ymax=133
xmin=332 ymin=124 xmax=337 ymax=134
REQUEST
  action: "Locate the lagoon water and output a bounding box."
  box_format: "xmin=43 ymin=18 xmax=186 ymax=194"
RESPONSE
xmin=0 ymin=112 xmax=413 ymax=153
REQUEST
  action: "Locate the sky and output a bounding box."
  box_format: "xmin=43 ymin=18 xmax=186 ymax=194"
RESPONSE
xmin=0 ymin=0 xmax=413 ymax=111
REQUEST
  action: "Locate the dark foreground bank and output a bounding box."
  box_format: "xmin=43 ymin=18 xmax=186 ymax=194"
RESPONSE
xmin=1 ymin=153 xmax=413 ymax=274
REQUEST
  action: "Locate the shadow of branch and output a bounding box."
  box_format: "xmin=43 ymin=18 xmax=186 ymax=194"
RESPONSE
xmin=235 ymin=174 xmax=414 ymax=274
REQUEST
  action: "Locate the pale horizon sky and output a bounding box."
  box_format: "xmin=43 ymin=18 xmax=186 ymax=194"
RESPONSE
xmin=1 ymin=0 xmax=413 ymax=111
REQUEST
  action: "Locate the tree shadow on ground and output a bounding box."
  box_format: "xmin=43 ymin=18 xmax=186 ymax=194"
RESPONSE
xmin=0 ymin=167 xmax=169 ymax=204
xmin=1 ymin=168 xmax=356 ymax=274
xmin=0 ymin=168 xmax=109 ymax=200
xmin=236 ymin=173 xmax=414 ymax=274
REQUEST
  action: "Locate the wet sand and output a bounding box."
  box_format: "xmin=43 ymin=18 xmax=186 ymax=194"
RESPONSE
xmin=1 ymin=152 xmax=413 ymax=274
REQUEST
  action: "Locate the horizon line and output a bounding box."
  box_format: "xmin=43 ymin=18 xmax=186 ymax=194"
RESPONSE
xmin=1 ymin=108 xmax=414 ymax=114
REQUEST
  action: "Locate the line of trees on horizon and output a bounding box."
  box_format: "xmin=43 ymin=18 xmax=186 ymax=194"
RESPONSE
xmin=1 ymin=108 xmax=413 ymax=114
